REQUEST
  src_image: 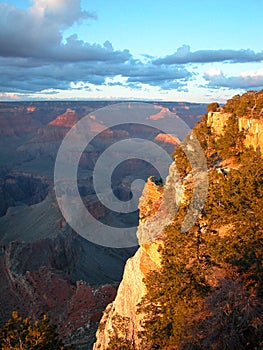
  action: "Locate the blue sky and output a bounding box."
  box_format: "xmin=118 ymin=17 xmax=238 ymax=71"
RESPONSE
xmin=0 ymin=0 xmax=263 ymax=102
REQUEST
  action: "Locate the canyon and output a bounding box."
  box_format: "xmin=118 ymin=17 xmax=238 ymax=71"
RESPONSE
xmin=0 ymin=100 xmax=206 ymax=348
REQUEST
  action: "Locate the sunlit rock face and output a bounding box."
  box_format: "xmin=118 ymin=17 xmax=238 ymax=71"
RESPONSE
xmin=154 ymin=133 xmax=180 ymax=146
xmin=207 ymin=111 xmax=263 ymax=153
xmin=93 ymin=169 xmax=180 ymax=349
xmin=93 ymin=111 xmax=263 ymax=349
xmin=207 ymin=111 xmax=231 ymax=135
xmin=138 ymin=176 xmax=164 ymax=222
xmin=238 ymin=118 xmax=263 ymax=153
xmin=48 ymin=109 xmax=79 ymax=128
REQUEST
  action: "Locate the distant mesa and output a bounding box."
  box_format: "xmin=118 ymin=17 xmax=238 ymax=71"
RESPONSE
xmin=26 ymin=106 xmax=36 ymax=113
xmin=154 ymin=133 xmax=180 ymax=146
xmin=48 ymin=108 xmax=79 ymax=128
xmin=148 ymin=107 xmax=176 ymax=120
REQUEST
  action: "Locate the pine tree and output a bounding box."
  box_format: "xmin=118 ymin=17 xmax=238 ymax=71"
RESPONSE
xmin=0 ymin=311 xmax=66 ymax=349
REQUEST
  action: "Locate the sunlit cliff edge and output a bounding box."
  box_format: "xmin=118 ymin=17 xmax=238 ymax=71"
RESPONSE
xmin=93 ymin=108 xmax=263 ymax=349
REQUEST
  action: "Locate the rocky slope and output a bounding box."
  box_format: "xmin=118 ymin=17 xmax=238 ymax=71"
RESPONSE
xmin=0 ymin=249 xmax=118 ymax=348
xmin=0 ymin=230 xmax=135 ymax=349
xmin=0 ymin=191 xmax=136 ymax=349
xmin=0 ymin=171 xmax=50 ymax=216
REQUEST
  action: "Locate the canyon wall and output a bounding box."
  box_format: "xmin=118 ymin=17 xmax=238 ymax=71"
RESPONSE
xmin=238 ymin=117 xmax=263 ymax=153
xmin=93 ymin=165 xmax=186 ymax=349
xmin=207 ymin=111 xmax=263 ymax=153
xmin=93 ymin=112 xmax=263 ymax=349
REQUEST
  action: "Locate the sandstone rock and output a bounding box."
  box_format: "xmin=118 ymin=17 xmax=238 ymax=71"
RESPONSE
xmin=138 ymin=176 xmax=164 ymax=222
xmin=238 ymin=118 xmax=263 ymax=153
xmin=93 ymin=165 xmax=182 ymax=349
xmin=49 ymin=109 xmax=79 ymax=128
xmin=207 ymin=112 xmax=263 ymax=153
xmin=207 ymin=111 xmax=231 ymax=135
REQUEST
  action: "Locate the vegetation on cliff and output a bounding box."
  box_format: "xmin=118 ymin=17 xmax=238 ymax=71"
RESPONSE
xmin=0 ymin=311 xmax=67 ymax=349
xmin=223 ymin=90 xmax=263 ymax=119
xmin=136 ymin=91 xmax=263 ymax=349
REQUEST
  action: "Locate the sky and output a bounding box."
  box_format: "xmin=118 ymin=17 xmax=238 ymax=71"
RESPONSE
xmin=0 ymin=0 xmax=263 ymax=102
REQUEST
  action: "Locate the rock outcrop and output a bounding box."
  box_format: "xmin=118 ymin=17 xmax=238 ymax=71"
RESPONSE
xmin=138 ymin=176 xmax=164 ymax=222
xmin=207 ymin=111 xmax=263 ymax=153
xmin=207 ymin=111 xmax=230 ymax=135
xmin=238 ymin=117 xmax=263 ymax=153
xmin=154 ymin=133 xmax=180 ymax=146
xmin=48 ymin=109 xmax=79 ymax=128
xmin=93 ymin=169 xmax=181 ymax=349
xmin=93 ymin=111 xmax=263 ymax=349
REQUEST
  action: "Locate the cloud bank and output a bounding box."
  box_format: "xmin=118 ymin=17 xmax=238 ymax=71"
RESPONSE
xmin=204 ymin=68 xmax=263 ymax=90
xmin=154 ymin=45 xmax=263 ymax=65
xmin=0 ymin=1 xmax=263 ymax=96
xmin=0 ymin=1 xmax=192 ymax=92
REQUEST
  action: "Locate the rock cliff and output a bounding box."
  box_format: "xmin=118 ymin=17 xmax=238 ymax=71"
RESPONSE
xmin=207 ymin=111 xmax=263 ymax=153
xmin=238 ymin=117 xmax=263 ymax=153
xmin=93 ymin=168 xmax=183 ymax=349
xmin=93 ymin=111 xmax=263 ymax=349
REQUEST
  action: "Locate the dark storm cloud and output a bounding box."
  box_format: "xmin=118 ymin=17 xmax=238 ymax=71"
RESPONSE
xmin=154 ymin=45 xmax=263 ymax=65
xmin=204 ymin=70 xmax=263 ymax=90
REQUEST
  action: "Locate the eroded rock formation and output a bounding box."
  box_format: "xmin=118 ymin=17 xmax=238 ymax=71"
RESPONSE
xmin=207 ymin=111 xmax=263 ymax=153
xmin=93 ymin=111 xmax=263 ymax=349
xmin=93 ymin=169 xmax=180 ymax=349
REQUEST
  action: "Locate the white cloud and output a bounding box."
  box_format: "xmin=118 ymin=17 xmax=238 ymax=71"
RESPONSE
xmin=239 ymin=68 xmax=263 ymax=78
xmin=204 ymin=68 xmax=222 ymax=77
xmin=204 ymin=68 xmax=263 ymax=89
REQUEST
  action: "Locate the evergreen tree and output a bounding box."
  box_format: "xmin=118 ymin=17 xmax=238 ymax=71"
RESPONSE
xmin=0 ymin=312 xmax=66 ymax=350
xmin=223 ymin=90 xmax=263 ymax=118
xmin=207 ymin=102 xmax=219 ymax=113
xmin=216 ymin=113 xmax=245 ymax=159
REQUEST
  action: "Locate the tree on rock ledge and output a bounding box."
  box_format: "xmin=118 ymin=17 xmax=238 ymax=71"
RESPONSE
xmin=207 ymin=102 xmax=219 ymax=113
